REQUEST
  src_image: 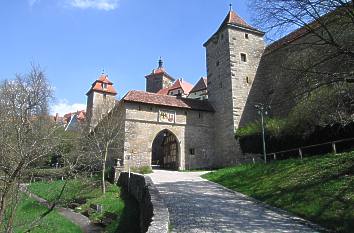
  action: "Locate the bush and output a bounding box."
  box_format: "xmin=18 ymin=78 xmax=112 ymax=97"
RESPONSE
xmin=23 ymin=168 xmax=69 ymax=181
xmin=130 ymin=166 xmax=153 ymax=174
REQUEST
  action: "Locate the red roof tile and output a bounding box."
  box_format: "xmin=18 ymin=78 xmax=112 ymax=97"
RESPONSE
xmin=157 ymin=87 xmax=170 ymax=95
xmin=169 ymin=79 xmax=193 ymax=94
xmin=190 ymin=77 xmax=207 ymax=93
xmin=87 ymin=74 xmax=117 ymax=95
xmin=156 ymin=79 xmax=194 ymax=95
xmin=123 ymin=90 xmax=214 ymax=112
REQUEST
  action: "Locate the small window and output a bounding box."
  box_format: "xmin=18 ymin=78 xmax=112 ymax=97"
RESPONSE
xmin=102 ymin=83 xmax=108 ymax=90
xmin=246 ymin=76 xmax=250 ymax=84
xmin=219 ymin=82 xmax=223 ymax=88
xmin=138 ymin=105 xmax=141 ymax=111
xmin=198 ymin=112 xmax=203 ymax=119
xmin=245 ymin=33 xmax=249 ymax=39
xmin=189 ymin=148 xmax=195 ymax=155
xmin=178 ymin=90 xmax=181 ymax=95
xmin=216 ymin=60 xmax=220 ymax=67
xmin=241 ymin=53 xmax=247 ymax=62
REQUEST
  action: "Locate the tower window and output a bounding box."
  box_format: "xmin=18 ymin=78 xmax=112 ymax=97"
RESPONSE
xmin=216 ymin=60 xmax=220 ymax=67
xmin=189 ymin=148 xmax=195 ymax=155
xmin=245 ymin=33 xmax=249 ymax=39
xmin=241 ymin=53 xmax=247 ymax=62
xmin=246 ymin=76 xmax=250 ymax=84
xmin=102 ymin=83 xmax=108 ymax=90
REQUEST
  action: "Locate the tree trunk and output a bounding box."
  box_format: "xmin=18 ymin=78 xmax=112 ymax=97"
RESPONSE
xmin=101 ymin=142 xmax=110 ymax=194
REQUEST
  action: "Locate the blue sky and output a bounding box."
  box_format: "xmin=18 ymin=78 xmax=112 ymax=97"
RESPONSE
xmin=0 ymin=0 xmax=254 ymax=116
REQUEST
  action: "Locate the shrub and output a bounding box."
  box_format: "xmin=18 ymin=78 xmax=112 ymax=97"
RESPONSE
xmin=131 ymin=166 xmax=153 ymax=174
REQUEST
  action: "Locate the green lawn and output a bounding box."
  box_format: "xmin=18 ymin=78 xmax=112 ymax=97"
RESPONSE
xmin=29 ymin=178 xmax=139 ymax=233
xmin=11 ymin=195 xmax=82 ymax=233
xmin=202 ymin=151 xmax=354 ymax=233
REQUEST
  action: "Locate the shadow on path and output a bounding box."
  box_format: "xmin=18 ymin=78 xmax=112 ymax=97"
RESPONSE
xmin=149 ymin=170 xmax=320 ymax=233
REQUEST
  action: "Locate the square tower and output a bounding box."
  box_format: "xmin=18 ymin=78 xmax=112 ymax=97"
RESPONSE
xmin=86 ymin=74 xmax=117 ymax=128
xmin=204 ymin=9 xmax=265 ymax=166
xmin=145 ymin=58 xmax=175 ymax=93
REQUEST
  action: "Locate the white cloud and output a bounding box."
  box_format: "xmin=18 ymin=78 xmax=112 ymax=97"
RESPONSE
xmin=68 ymin=0 xmax=119 ymax=11
xmin=51 ymin=99 xmax=86 ymax=116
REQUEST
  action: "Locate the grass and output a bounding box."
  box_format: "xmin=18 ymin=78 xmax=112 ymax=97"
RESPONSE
xmin=202 ymin=151 xmax=354 ymax=233
xmin=28 ymin=178 xmax=139 ymax=233
xmin=131 ymin=166 xmax=153 ymax=174
xmin=10 ymin=195 xmax=82 ymax=233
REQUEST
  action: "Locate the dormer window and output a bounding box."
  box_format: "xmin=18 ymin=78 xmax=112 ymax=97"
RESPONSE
xmin=102 ymin=83 xmax=108 ymax=90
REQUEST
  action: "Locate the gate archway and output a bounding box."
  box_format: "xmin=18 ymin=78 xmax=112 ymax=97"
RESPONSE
xmin=151 ymin=129 xmax=179 ymax=170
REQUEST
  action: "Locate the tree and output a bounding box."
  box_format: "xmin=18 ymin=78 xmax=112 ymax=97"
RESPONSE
xmin=0 ymin=65 xmax=83 ymax=232
xmin=249 ymin=0 xmax=354 ymax=125
xmin=81 ymin=103 xmax=125 ymax=194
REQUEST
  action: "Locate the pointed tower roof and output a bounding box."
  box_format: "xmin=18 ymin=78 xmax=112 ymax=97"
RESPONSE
xmin=218 ymin=10 xmax=257 ymax=32
xmin=86 ymin=73 xmax=117 ymax=96
xmin=204 ymin=8 xmax=264 ymax=46
xmin=145 ymin=58 xmax=175 ymax=81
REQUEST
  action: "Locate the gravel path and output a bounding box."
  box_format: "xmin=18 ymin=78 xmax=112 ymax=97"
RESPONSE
xmin=148 ymin=170 xmax=320 ymax=233
xmin=20 ymin=184 xmax=103 ymax=233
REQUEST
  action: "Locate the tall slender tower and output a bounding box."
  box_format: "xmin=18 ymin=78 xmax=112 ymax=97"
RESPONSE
xmin=86 ymin=73 xmax=117 ymax=128
xmin=145 ymin=58 xmax=175 ymax=93
xmin=204 ymin=8 xmax=265 ymax=166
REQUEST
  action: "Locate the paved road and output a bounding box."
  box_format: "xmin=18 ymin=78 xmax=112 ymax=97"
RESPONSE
xmin=148 ymin=170 xmax=320 ymax=233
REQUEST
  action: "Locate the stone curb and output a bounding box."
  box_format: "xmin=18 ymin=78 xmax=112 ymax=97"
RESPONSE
xmin=201 ymin=178 xmax=330 ymax=233
xmin=118 ymin=172 xmax=170 ymax=233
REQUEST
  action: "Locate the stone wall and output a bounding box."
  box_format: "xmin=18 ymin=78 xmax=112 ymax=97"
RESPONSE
xmin=121 ymin=102 xmax=215 ymax=170
xmin=118 ymin=172 xmax=169 ymax=233
xmin=204 ymin=24 xmax=265 ymax=167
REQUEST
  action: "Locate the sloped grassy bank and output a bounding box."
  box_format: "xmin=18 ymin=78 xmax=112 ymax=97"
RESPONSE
xmin=202 ymin=152 xmax=354 ymax=233
xmin=29 ymin=178 xmax=139 ymax=233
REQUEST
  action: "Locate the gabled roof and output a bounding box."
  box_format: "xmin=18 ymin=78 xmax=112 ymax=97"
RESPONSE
xmin=157 ymin=79 xmax=194 ymax=95
xmin=190 ymin=77 xmax=207 ymax=93
xmin=123 ymin=90 xmax=214 ymax=112
xmin=169 ymin=79 xmax=194 ymax=94
xmin=86 ymin=74 xmax=117 ymax=95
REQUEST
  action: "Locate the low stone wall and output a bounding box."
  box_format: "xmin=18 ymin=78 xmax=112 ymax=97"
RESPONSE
xmin=118 ymin=172 xmax=169 ymax=233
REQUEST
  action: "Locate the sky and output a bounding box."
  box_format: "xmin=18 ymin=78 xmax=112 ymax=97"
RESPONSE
xmin=0 ymin=0 xmax=254 ymax=116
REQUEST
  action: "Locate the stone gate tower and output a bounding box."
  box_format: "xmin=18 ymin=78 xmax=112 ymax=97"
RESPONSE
xmin=204 ymin=8 xmax=265 ymax=166
xmin=86 ymin=73 xmax=117 ymax=128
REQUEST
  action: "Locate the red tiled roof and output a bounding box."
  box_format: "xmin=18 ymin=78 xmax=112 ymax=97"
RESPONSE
xmin=156 ymin=79 xmax=194 ymax=95
xmin=145 ymin=68 xmax=175 ymax=81
xmin=123 ymin=90 xmax=214 ymax=112
xmin=157 ymin=87 xmax=170 ymax=95
xmin=264 ymin=27 xmax=312 ymax=55
xmin=63 ymin=110 xmax=86 ymax=123
xmin=169 ymin=79 xmax=193 ymax=94
xmin=87 ymin=74 xmax=117 ymax=95
xmin=98 ymin=74 xmax=113 ymax=84
xmin=264 ymin=6 xmax=347 ymax=54
xmin=220 ymin=10 xmax=257 ymax=31
xmin=217 ymin=10 xmax=264 ymax=34
xmin=190 ymin=77 xmax=207 ymax=93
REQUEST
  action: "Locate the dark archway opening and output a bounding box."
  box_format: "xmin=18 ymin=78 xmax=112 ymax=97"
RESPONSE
xmin=151 ymin=130 xmax=179 ymax=170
